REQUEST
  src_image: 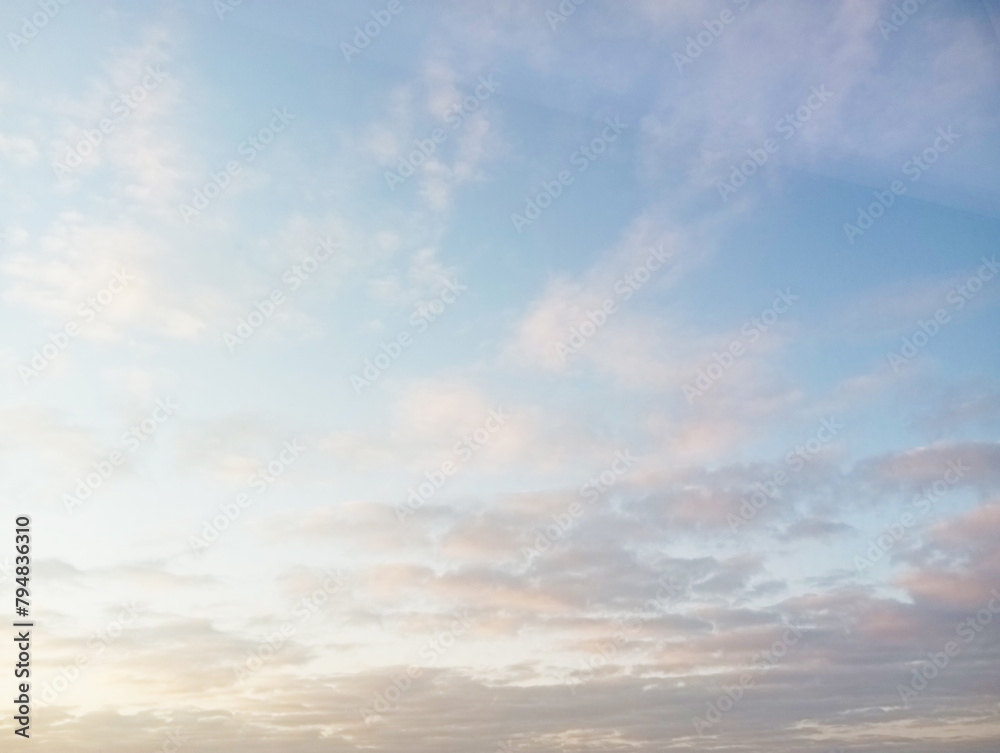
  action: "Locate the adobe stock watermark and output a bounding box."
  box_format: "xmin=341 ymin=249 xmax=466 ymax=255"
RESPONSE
xmin=360 ymin=612 xmax=472 ymax=723
xmin=556 ymin=245 xmax=673 ymax=362
xmin=214 ymin=0 xmax=244 ymax=21
xmin=546 ymin=0 xmax=586 ymax=31
xmin=716 ymin=85 xmax=833 ymax=201
xmin=0 ymin=557 xmax=16 ymax=587
xmin=7 ymin=0 xmax=72 ymax=52
xmin=673 ymin=0 xmax=754 ymax=72
xmin=53 ymin=66 xmax=167 ymax=182
xmin=351 ymin=278 xmax=467 ymax=395
xmin=886 ymin=256 xmax=998 ymax=372
xmin=151 ymin=729 xmax=187 ymax=753
xmin=36 ymin=601 xmax=143 ymax=707
xmin=728 ymin=417 xmax=843 ymax=533
xmin=384 ymin=74 xmax=500 ymax=191
xmin=396 ymin=408 xmax=509 ymax=522
xmin=580 ymin=449 xmax=634 ymax=503
xmin=878 ymin=0 xmax=930 ymax=40
xmin=62 ymin=397 xmax=179 ymax=513
xmin=692 ymin=620 xmax=806 ymax=735
xmin=234 ymin=569 xmax=348 ymax=681
xmin=843 ymin=127 xmax=958 ymax=244
xmin=178 ymin=107 xmax=294 ymax=223
xmin=188 ymin=439 xmax=305 ymax=552
xmin=510 ymin=116 xmax=627 ymax=233
xmin=854 ymin=460 xmax=967 ymax=572
xmin=18 ymin=269 xmax=135 ymax=385
xmin=570 ymin=573 xmax=686 ymax=693
xmin=683 ymin=289 xmax=798 ymax=403
xmin=521 ymin=449 xmax=634 ymax=562
xmin=223 ymin=236 xmax=341 ymax=353
xmin=897 ymin=589 xmax=1000 ymax=706
xmin=341 ymin=0 xmax=410 ymax=63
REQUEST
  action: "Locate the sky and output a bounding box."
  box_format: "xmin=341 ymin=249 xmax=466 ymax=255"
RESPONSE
xmin=0 ymin=0 xmax=999 ymax=750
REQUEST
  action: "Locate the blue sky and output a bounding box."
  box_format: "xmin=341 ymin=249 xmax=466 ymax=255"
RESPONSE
xmin=1 ymin=0 xmax=1000 ymax=751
